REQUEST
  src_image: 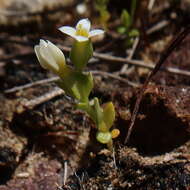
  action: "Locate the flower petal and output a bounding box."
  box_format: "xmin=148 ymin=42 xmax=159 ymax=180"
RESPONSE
xmin=39 ymin=40 xmax=59 ymax=72
xmin=47 ymin=41 xmax=65 ymax=67
xmin=89 ymin=29 xmax=104 ymax=37
xmin=74 ymin=35 xmax=89 ymax=42
xmin=39 ymin=39 xmax=48 ymax=47
xmin=58 ymin=26 xmax=76 ymax=38
xmin=76 ymin=18 xmax=91 ymax=33
xmin=34 ymin=45 xmax=47 ymax=69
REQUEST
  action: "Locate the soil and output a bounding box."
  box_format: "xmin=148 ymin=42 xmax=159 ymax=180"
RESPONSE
xmin=0 ymin=0 xmax=190 ymax=189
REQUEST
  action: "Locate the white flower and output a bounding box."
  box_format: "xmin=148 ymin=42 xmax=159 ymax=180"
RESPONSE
xmin=34 ymin=40 xmax=66 ymax=74
xmin=59 ymin=18 xmax=104 ymax=42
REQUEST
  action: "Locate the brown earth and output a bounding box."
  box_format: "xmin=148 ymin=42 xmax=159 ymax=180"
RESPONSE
xmin=0 ymin=0 xmax=190 ymax=189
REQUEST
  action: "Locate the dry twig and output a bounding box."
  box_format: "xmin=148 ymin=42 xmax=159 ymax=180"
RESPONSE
xmin=23 ymin=88 xmax=64 ymax=109
xmin=92 ymin=70 xmax=139 ymax=87
xmin=148 ymin=0 xmax=156 ymax=11
xmin=120 ymin=37 xmax=140 ymax=74
xmin=146 ymin=20 xmax=170 ymax=35
xmin=4 ymin=77 xmax=59 ymax=93
xmin=63 ymin=161 xmax=68 ymax=186
xmin=1 ymin=37 xmax=190 ymax=77
xmin=4 ymin=70 xmax=138 ymax=94
xmin=60 ymin=46 xmax=190 ymax=77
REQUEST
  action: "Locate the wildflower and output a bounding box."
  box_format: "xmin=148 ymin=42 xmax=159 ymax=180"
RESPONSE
xmin=59 ymin=18 xmax=104 ymax=42
xmin=59 ymin=18 xmax=104 ymax=70
xmin=34 ymin=18 xmax=119 ymax=150
xmin=34 ymin=40 xmax=66 ymax=75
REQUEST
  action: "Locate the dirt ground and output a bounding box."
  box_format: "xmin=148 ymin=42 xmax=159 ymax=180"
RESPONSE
xmin=0 ymin=0 xmax=190 ymax=189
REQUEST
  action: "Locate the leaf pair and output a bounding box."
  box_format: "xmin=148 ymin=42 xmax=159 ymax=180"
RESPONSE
xmin=57 ymin=68 xmax=93 ymax=103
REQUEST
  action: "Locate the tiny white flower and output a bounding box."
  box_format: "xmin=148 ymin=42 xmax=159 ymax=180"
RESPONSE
xmin=59 ymin=18 xmax=104 ymax=42
xmin=34 ymin=40 xmax=66 ymax=74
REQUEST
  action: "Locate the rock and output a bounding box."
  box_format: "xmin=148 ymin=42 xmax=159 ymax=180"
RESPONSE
xmin=0 ymin=0 xmax=74 ymax=26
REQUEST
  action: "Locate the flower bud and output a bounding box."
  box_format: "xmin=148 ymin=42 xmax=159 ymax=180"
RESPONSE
xmin=34 ymin=40 xmax=66 ymax=76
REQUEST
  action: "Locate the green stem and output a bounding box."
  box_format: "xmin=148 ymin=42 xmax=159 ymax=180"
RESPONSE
xmin=107 ymin=139 xmax=113 ymax=151
xmin=130 ymin=0 xmax=137 ymax=25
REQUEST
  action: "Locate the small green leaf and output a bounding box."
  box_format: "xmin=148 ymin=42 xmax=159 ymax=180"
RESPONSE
xmin=128 ymin=28 xmax=139 ymax=37
xmin=121 ymin=9 xmax=131 ymax=31
xmin=96 ymin=131 xmax=112 ymax=144
xmin=76 ymin=102 xmax=89 ymax=111
xmin=87 ymin=98 xmax=103 ymax=126
xmin=117 ymin=26 xmax=126 ymax=34
xmin=56 ymin=67 xmax=80 ymax=100
xmin=103 ymin=102 xmax=115 ymax=130
xmin=74 ymin=72 xmax=93 ymax=103
xmin=57 ymin=69 xmax=93 ymax=103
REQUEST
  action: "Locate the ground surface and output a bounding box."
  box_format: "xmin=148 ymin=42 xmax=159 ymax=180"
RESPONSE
xmin=0 ymin=0 xmax=190 ymax=189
